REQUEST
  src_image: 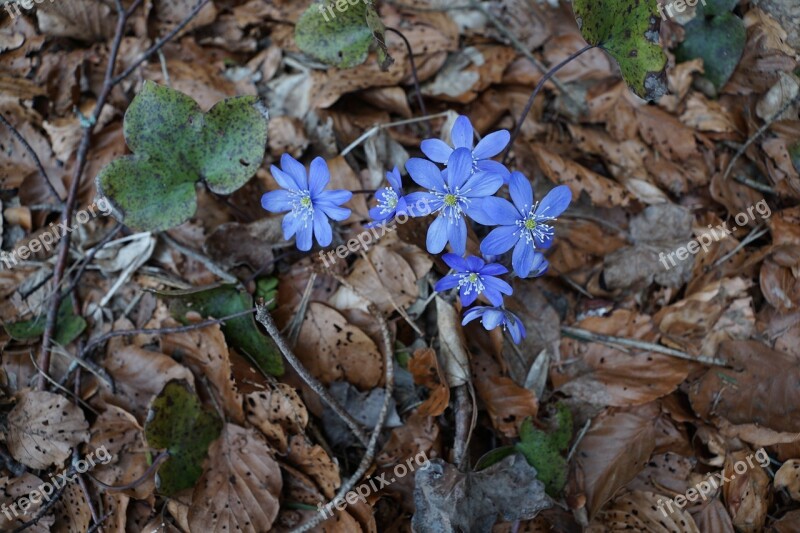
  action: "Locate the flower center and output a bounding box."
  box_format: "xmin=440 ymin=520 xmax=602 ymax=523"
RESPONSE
xmin=443 ymin=193 xmax=458 ymax=207
xmin=290 ymin=190 xmax=314 ymax=223
xmin=300 ymin=196 xmax=312 ymax=208
xmin=378 ymin=188 xmax=399 ymax=215
xmin=524 ymin=218 xmax=537 ymax=230
xmin=458 ymin=272 xmax=485 ymax=294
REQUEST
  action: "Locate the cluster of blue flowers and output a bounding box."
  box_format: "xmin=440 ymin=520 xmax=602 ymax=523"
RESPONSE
xmin=261 ymin=115 xmax=571 ymax=344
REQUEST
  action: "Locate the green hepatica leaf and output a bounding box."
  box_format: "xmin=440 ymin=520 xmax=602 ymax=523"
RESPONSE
xmin=675 ymin=11 xmax=745 ymax=91
xmin=572 ymin=0 xmax=668 ymax=101
xmin=96 ymin=82 xmax=268 ymax=232
xmin=145 ymin=380 xmax=222 ymax=496
xmin=157 ymin=284 xmax=284 ymax=377
xmin=295 ymin=0 xmax=392 ymax=69
xmin=4 ymin=297 xmax=86 ymax=346
xmin=515 ymin=405 xmax=574 ymax=496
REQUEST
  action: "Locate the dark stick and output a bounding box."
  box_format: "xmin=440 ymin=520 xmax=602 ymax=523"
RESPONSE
xmin=386 ymin=27 xmax=432 ymax=136
xmin=87 ymin=450 xmax=169 ymax=491
xmin=502 ymin=44 xmax=595 ymax=164
xmin=62 ymin=222 xmax=124 ymax=297
xmin=0 ymin=113 xmax=63 ymax=205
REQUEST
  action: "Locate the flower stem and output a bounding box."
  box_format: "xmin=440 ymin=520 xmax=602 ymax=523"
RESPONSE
xmin=502 ymin=44 xmax=596 ymax=165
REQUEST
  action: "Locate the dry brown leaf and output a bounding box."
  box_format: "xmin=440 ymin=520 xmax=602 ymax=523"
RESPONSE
xmin=435 ymin=297 xmax=470 ymax=388
xmin=722 ymin=449 xmax=771 ymax=532
xmin=245 ymin=382 xmax=308 ymax=453
xmin=189 ymin=423 xmax=282 ymax=532
xmin=0 ymin=473 xmax=54 ymax=532
xmin=286 ymin=434 xmax=341 ymax=500
xmin=35 ymin=0 xmax=113 ymax=42
xmin=52 ymin=479 xmax=92 ymax=533
xmin=5 ymin=390 xmax=89 ymax=469
xmin=294 ymin=302 xmax=383 ymax=390
xmin=589 ymin=490 xmax=699 ymax=532
xmin=569 ymin=404 xmax=658 ymax=519
xmin=774 ymin=459 xmax=800 ymax=500
xmin=408 ymin=348 xmax=450 ymax=417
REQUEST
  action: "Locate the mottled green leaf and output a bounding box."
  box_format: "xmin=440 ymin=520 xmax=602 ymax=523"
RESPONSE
xmin=701 ymin=0 xmax=738 ymax=17
xmin=474 ymin=445 xmax=516 ymax=471
xmin=157 ymin=284 xmax=284 ymax=376
xmin=515 ymin=405 xmax=574 ymax=496
xmin=295 ymin=0 xmax=392 ymax=69
xmin=572 ymin=0 xmax=668 ymax=101
xmin=675 ymin=11 xmax=745 ymax=91
xmin=4 ymin=297 xmax=86 ymax=346
xmin=145 ymin=380 xmax=222 ymax=496
xmin=96 ymin=82 xmax=268 ymax=232
xmin=254 ymin=277 xmax=278 ymax=311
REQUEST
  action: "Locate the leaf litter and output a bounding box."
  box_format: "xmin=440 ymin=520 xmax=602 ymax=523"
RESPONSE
xmin=0 ymin=0 xmax=799 ymax=531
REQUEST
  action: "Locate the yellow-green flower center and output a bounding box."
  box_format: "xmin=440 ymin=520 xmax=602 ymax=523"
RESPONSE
xmin=524 ymin=218 xmax=537 ymax=230
xmin=443 ymin=193 xmax=458 ymax=207
xmin=468 ymin=273 xmax=478 ymax=283
xmin=300 ymin=196 xmax=312 ymax=208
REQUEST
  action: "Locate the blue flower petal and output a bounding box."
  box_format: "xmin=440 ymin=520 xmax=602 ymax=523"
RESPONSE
xmin=426 ymin=215 xmax=449 ymax=254
xmin=462 ymin=306 xmax=489 ymax=325
xmin=270 ymin=166 xmax=301 ymax=191
xmin=447 ymin=216 xmax=467 ymax=255
xmin=421 ymin=139 xmax=454 ymax=164
xmin=308 ymin=157 xmax=330 ymax=196
xmin=295 ymin=220 xmax=313 ymax=251
xmin=536 ymin=185 xmax=572 ymax=219
xmin=512 ymin=239 xmax=536 ymax=278
xmin=481 ymin=225 xmax=520 ymax=255
xmin=406 ymin=158 xmax=446 ymax=192
xmin=483 ymin=276 xmax=513 ymax=295
xmin=442 ymin=253 xmax=468 ymax=271
xmin=477 ymin=160 xmax=512 ymax=183
xmin=369 ymin=206 xmax=392 ymax=222
xmin=451 ymin=116 xmax=474 ymax=150
xmin=473 ymin=130 xmax=510 ymax=159
xmin=280 ymin=154 xmax=308 ymax=190
xmin=395 ymin=196 xmax=409 ymax=216
xmin=481 ymin=308 xmax=505 ymax=329
xmin=461 ymin=171 xmax=503 ymax=198
xmin=465 ymin=255 xmax=484 ymax=272
xmin=313 ymin=209 xmax=333 ymax=247
xmin=507 ymin=313 xmax=526 ymax=343
xmin=282 ymin=210 xmax=303 ymax=240
xmin=261 ymin=190 xmax=293 ymax=213
xmin=459 ymin=286 xmax=478 ymax=307
xmin=386 ymin=166 xmax=403 ymax=191
xmin=446 ymin=148 xmax=474 ymax=190
xmin=509 ymin=172 xmax=533 ymax=214
xmin=528 ymin=253 xmax=550 ymax=277
xmin=478 ymin=197 xmax=520 ymax=225
xmin=315 ymin=189 xmax=352 ymax=206
xmin=480 ymin=263 xmax=508 ymax=276
xmin=535 ymin=231 xmax=554 ymax=249
xmin=318 ymin=204 xmax=351 ymax=221
xmin=482 ymin=288 xmax=505 ymax=307
xmin=434 ymin=274 xmax=461 ymax=291
xmin=404 ymin=192 xmax=441 ymax=216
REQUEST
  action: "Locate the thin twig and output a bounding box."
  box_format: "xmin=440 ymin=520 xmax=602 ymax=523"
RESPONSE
xmin=733 ymin=174 xmax=777 ymax=195
xmin=292 ymin=304 xmax=395 ymax=533
xmin=453 ymin=384 xmax=472 ymax=470
xmin=62 ymin=222 xmax=124 ymax=297
xmin=255 ymin=305 xmax=370 ymax=446
xmin=711 ymin=224 xmax=770 ymax=269
xmin=0 ymin=113 xmax=63 ymax=205
xmin=566 ymin=418 xmax=591 ymax=463
xmin=161 ymin=233 xmax=239 ymax=284
xmin=560 ymin=325 xmax=729 ymax=367
xmin=87 ymin=451 xmax=169 ymax=491
xmin=340 ymin=111 xmax=452 ymax=157
xmin=10 ymin=466 xmax=75 ymax=533
xmin=386 ymin=27 xmax=431 ymax=136
xmin=503 ymin=44 xmax=595 ymax=164
xmin=721 ymin=92 xmax=800 ymax=181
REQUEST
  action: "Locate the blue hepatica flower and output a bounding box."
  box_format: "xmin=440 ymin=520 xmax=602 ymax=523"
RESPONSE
xmin=404 ymin=148 xmax=503 ymax=255
xmin=261 ymin=154 xmax=352 ymax=252
xmin=369 ymin=166 xmax=407 ymax=224
xmin=434 ymin=254 xmax=513 ymax=307
xmin=462 ymin=306 xmax=526 ymax=344
xmin=421 ymin=115 xmax=511 ymax=183
xmin=480 ymin=172 xmax=571 ymax=277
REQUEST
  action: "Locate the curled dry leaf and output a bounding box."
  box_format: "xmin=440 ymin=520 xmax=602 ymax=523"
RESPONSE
xmin=435 ymin=297 xmax=470 ymax=388
xmin=589 ymin=490 xmax=699 ymax=532
xmin=555 ymin=310 xmax=692 ymax=406
xmin=409 ymin=348 xmax=450 ymax=417
xmin=5 ymin=390 xmax=89 ymax=469
xmin=294 ymin=302 xmax=383 ymax=390
xmin=774 ymin=459 xmax=800 ymax=501
xmin=160 ymin=322 xmax=245 ymax=424
xmin=35 ymin=0 xmax=114 ymax=42
xmin=286 ymin=434 xmax=341 ymax=500
xmin=189 ymin=423 xmax=282 ymax=533
xmin=722 ymin=449 xmax=771 ymax=532
xmin=52 ymin=479 xmax=92 ymax=533
xmin=244 ymin=382 xmax=308 ymax=453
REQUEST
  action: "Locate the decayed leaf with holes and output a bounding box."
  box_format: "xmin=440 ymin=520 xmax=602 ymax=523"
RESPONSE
xmin=245 ymin=382 xmax=308 ymax=453
xmin=287 ymin=434 xmax=341 ymax=499
xmin=409 ymin=348 xmax=450 ymax=417
xmin=189 ymin=423 xmax=282 ymax=532
xmin=5 ymin=390 xmax=89 ymax=469
xmin=52 ymin=479 xmax=92 ymax=533
xmin=160 ymin=321 xmax=245 ymax=424
xmin=589 ymin=490 xmax=699 ymax=531
xmin=88 ymin=405 xmax=152 ymax=500
xmin=145 ymin=380 xmax=223 ymax=497
xmin=0 ymin=474 xmax=54 ymax=531
xmin=774 ymin=459 xmax=800 ymax=501
xmin=294 ymin=302 xmax=383 ymax=389
xmin=572 ymin=0 xmax=668 ymax=100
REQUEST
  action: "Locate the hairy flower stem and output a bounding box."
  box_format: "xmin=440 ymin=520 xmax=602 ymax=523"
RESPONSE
xmin=503 ymin=44 xmax=596 ymax=165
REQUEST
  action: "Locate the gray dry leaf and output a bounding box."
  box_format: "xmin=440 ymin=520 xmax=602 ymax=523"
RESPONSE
xmin=5 ymin=390 xmax=89 ymax=469
xmin=203 ymin=216 xmax=282 ymax=270
xmin=322 ymin=381 xmax=401 ymax=448
xmin=602 ymin=203 xmax=694 ymax=289
xmin=35 ymin=0 xmax=114 ymax=42
xmin=412 ymin=455 xmax=551 ymax=532
xmin=435 ymin=296 xmax=470 ymax=387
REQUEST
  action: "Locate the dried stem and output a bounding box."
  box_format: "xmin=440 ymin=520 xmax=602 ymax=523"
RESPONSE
xmin=386 ymin=27 xmax=431 ymax=136
xmin=87 ymin=450 xmax=170 ymax=491
xmin=255 ymin=305 xmax=370 ymax=446
xmin=0 ymin=113 xmax=63 ymax=205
